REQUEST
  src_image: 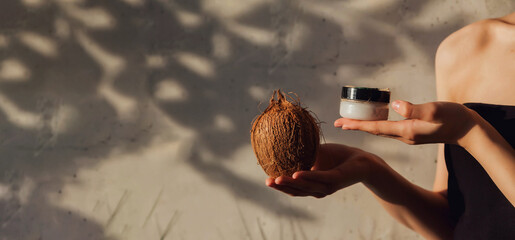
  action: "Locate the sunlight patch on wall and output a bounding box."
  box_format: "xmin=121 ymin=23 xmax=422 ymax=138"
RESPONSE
xmin=248 ymin=85 xmax=268 ymax=101
xmin=202 ymin=0 xmax=266 ymax=18
xmin=54 ymin=17 xmax=71 ymax=39
xmin=58 ymin=3 xmax=116 ymax=29
xmin=76 ymin=31 xmax=125 ymax=74
xmin=146 ymin=55 xmax=167 ymax=68
xmin=17 ymin=177 xmax=36 ymax=205
xmin=174 ymin=52 xmax=215 ymax=79
xmin=0 ymin=59 xmax=31 ymax=82
xmin=18 ymin=32 xmax=58 ymax=58
xmin=0 ymin=34 xmax=8 ymax=48
xmin=303 ymin=3 xmax=360 ymax=40
xmin=21 ymin=0 xmax=46 ymax=8
xmin=0 ymin=183 xmax=11 ymax=200
xmin=342 ymin=0 xmax=397 ymax=11
xmin=224 ymin=21 xmax=276 ymax=47
xmin=211 ymin=33 xmax=231 ymax=60
xmin=154 ymin=78 xmax=189 ymax=102
xmin=485 ymin=0 xmax=515 ymax=16
xmin=175 ymin=9 xmax=203 ymax=29
xmin=50 ymin=103 xmax=79 ymax=135
xmin=299 ymin=0 xmax=398 ymax=40
xmin=119 ymin=0 xmax=145 ymax=7
xmin=97 ymin=85 xmax=138 ymax=120
xmin=0 ymin=93 xmax=42 ymax=129
xmin=76 ymin=31 xmax=137 ymax=121
xmin=285 ymin=22 xmax=309 ymax=52
xmin=213 ymin=114 xmax=235 ymax=133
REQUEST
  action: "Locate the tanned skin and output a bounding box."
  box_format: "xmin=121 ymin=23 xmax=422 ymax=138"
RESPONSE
xmin=266 ymin=12 xmax=515 ymax=240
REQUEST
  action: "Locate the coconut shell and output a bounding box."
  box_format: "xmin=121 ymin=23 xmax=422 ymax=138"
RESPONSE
xmin=250 ymin=90 xmax=320 ymax=178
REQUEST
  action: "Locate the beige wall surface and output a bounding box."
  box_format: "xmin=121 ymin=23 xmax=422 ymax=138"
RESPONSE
xmin=0 ymin=0 xmax=513 ymax=239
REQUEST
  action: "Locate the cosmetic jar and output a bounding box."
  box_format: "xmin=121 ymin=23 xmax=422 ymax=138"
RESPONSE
xmin=339 ymin=86 xmax=390 ymax=120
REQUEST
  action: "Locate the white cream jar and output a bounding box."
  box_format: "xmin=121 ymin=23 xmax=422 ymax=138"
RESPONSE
xmin=339 ymin=86 xmax=390 ymax=120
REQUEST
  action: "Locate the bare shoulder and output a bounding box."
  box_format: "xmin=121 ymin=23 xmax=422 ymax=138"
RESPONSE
xmin=440 ymin=16 xmax=515 ymax=51
xmin=434 ymin=19 xmax=491 ymax=101
xmin=435 ymin=16 xmax=515 ymax=103
xmin=435 ymin=19 xmax=492 ymax=71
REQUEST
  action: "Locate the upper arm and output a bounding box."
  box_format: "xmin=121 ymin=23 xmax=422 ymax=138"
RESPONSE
xmin=432 ymin=34 xmax=456 ymax=194
xmin=431 ymin=21 xmax=490 ymax=193
xmin=431 ymin=25 xmax=472 ymax=194
xmin=434 ymin=27 xmax=463 ymax=102
xmin=433 ymin=144 xmax=448 ymax=194
xmin=431 ymin=33 xmax=462 ymax=195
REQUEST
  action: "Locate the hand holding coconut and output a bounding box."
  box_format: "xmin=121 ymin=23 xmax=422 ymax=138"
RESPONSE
xmin=265 ymin=143 xmax=383 ymax=199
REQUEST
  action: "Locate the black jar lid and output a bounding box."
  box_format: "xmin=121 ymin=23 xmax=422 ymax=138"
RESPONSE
xmin=341 ymin=86 xmax=390 ymax=103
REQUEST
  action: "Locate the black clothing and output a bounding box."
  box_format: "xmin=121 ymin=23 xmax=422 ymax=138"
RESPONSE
xmin=445 ymin=103 xmax=515 ymax=239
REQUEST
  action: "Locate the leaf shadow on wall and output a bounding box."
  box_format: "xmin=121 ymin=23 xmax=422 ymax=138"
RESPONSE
xmin=0 ymin=0 xmax=476 ymax=239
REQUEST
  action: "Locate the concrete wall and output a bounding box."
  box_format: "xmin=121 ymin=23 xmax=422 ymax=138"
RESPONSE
xmin=0 ymin=0 xmax=513 ymax=239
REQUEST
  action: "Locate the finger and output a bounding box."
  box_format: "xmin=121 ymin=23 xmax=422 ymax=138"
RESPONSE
xmin=266 ymin=177 xmax=276 ymax=187
xmin=295 ymin=164 xmax=362 ymax=190
xmin=334 ymin=118 xmax=355 ymax=128
xmin=334 ymin=119 xmax=344 ymax=128
xmin=270 ymin=184 xmax=311 ymax=197
xmin=268 ymin=178 xmax=314 ymax=197
xmin=381 ymin=134 xmax=416 ymax=145
xmin=393 ymin=100 xmax=438 ymax=122
xmin=293 ymin=170 xmax=343 ymax=187
xmin=278 ymin=175 xmax=331 ymax=195
xmin=336 ymin=118 xmax=405 ymax=137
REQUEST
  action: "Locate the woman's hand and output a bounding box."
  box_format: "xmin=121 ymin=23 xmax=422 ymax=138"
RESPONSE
xmin=266 ymin=143 xmax=382 ymax=198
xmin=334 ymin=100 xmax=478 ymax=145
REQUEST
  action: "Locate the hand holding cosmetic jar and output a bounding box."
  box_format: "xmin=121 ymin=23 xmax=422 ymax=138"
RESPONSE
xmin=339 ymin=86 xmax=391 ymax=120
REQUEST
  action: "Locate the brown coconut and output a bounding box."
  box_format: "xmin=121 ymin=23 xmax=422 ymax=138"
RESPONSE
xmin=250 ymin=90 xmax=320 ymax=178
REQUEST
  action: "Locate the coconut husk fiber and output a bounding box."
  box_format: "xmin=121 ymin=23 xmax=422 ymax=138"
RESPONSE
xmin=250 ymin=90 xmax=321 ymax=178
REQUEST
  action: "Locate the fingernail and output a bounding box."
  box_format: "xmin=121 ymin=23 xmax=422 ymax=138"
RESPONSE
xmin=275 ymin=177 xmax=282 ymax=185
xmin=392 ymin=101 xmax=400 ymax=111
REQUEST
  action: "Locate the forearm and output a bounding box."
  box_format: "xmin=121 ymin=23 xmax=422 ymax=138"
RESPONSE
xmin=458 ymin=110 xmax=515 ymax=206
xmin=363 ymin=158 xmax=454 ymax=240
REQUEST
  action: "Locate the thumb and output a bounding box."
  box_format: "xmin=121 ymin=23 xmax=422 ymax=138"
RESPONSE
xmin=392 ymin=100 xmax=436 ymax=121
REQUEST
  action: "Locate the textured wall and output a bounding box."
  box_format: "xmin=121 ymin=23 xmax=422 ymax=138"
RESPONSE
xmin=0 ymin=0 xmax=513 ymax=239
